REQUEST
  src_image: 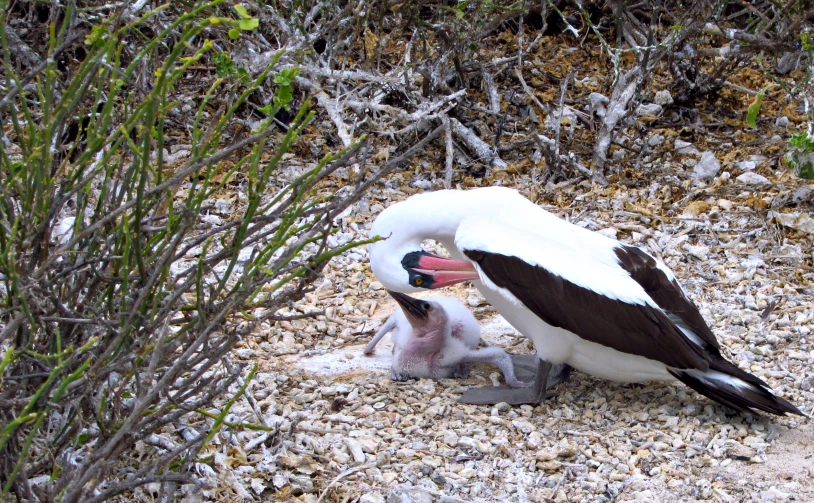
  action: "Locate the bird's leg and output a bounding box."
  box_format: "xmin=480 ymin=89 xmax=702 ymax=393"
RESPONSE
xmin=531 ymin=359 xmax=555 ymax=403
xmin=457 ymin=346 xmax=531 ymax=388
xmin=452 ymin=363 xmax=469 ymax=379
xmin=363 ymin=316 xmax=397 ymax=355
xmin=458 ymin=357 xmax=570 ymax=406
xmin=391 ymin=370 xmax=410 ymax=382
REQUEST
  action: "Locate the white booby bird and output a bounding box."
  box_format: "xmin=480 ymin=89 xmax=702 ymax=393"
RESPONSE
xmin=368 ymin=186 xmax=803 ymax=415
xmin=364 ymin=291 xmax=541 ymax=388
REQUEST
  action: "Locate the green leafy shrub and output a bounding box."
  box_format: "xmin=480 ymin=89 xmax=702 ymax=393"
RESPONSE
xmin=0 ymin=2 xmax=403 ymax=500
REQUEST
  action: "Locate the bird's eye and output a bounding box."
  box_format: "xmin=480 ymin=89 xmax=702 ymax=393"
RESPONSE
xmin=414 ymin=277 xmax=424 ymax=286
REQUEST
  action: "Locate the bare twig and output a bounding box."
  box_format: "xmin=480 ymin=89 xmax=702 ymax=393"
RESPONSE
xmin=552 ymin=71 xmax=574 ymax=172
xmin=449 ymin=118 xmax=507 ymax=169
xmin=443 ymin=115 xmax=454 ymax=189
xmin=482 ymin=71 xmax=501 ymax=115
xmin=316 ymin=463 xmax=374 ymax=503
xmin=548 ymin=468 xmax=571 ymax=501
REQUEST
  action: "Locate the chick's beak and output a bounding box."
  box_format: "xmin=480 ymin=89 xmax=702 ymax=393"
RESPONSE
xmin=387 ymin=290 xmax=429 ymax=324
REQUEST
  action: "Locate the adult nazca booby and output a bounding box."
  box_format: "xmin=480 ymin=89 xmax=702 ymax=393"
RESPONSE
xmin=368 ymin=186 xmax=803 ymax=415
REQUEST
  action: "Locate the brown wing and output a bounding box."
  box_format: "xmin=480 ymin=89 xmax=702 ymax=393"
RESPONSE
xmin=464 ymin=249 xmax=711 ymax=371
xmin=613 ymin=245 xmax=720 ymax=353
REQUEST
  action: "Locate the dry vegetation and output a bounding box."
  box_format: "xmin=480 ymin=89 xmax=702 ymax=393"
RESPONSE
xmin=1 ymin=0 xmax=814 ymax=502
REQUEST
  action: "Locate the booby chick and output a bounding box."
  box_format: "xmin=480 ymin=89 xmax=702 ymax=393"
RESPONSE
xmin=365 ymin=291 xmax=569 ymax=394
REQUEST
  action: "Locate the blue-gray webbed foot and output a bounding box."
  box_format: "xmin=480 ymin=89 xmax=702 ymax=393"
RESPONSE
xmin=458 ymin=358 xmax=571 ymax=405
xmin=450 ymin=363 xmax=469 ymax=379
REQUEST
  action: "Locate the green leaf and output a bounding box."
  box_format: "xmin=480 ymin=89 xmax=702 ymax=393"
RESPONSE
xmin=239 ymin=18 xmax=259 ymax=30
xmin=801 ymin=32 xmax=813 ymax=51
xmin=85 ymin=24 xmax=108 ymax=48
xmin=234 ymin=4 xmax=250 ymax=18
xmin=745 ymin=89 xmax=765 ymax=128
xmin=228 ymin=28 xmax=240 ymax=39
xmin=213 ymin=52 xmax=236 ymax=77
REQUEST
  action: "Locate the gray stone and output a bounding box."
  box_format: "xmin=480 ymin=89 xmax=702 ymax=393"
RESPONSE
xmin=736 ymin=160 xmax=757 ymax=171
xmin=636 ymin=103 xmax=663 ymax=116
xmin=386 ymin=485 xmax=434 ymax=503
xmin=793 ymin=186 xmax=812 ymax=203
xmin=654 ymin=89 xmax=673 ymax=105
xmin=736 ymin=172 xmax=770 ymax=185
xmin=360 ymin=492 xmax=386 ymax=503
xmin=675 ymin=140 xmax=700 ymax=156
xmin=693 ymin=151 xmax=720 ymax=180
xmin=589 ymin=92 xmax=609 ymax=117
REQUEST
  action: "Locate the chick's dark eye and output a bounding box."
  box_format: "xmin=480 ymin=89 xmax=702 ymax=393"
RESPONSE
xmin=422 ymin=302 xmax=431 ymax=310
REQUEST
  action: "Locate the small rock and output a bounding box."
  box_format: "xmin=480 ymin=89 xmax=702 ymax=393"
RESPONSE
xmin=458 ymin=467 xmax=476 ymax=478
xmin=736 ymin=160 xmax=757 ymax=171
xmin=236 ymin=348 xmax=256 ymax=359
xmin=494 ymin=402 xmax=511 ymax=413
xmin=430 ymin=471 xmax=446 ymax=486
xmin=346 ymin=438 xmax=366 ymax=464
xmin=775 ymin=116 xmax=790 ymax=128
xmin=442 ymin=430 xmax=458 ymax=446
xmin=725 ymin=440 xmax=756 ymax=460
xmin=648 ymin=134 xmax=665 ymax=147
xmin=250 ymin=478 xmax=267 ymax=495
xmin=527 ymin=431 xmax=544 ymax=450
xmin=290 ymin=474 xmax=314 ymax=493
xmin=636 ymin=103 xmax=663 ymax=116
xmin=759 ymin=486 xmax=791 ymax=502
xmin=557 ymin=444 xmax=576 ymax=458
xmin=675 ymin=140 xmax=700 ymax=156
xmin=736 ymin=172 xmax=770 ymax=185
xmin=654 ymin=90 xmax=673 ymax=105
xmin=386 ymin=485 xmax=433 ymax=503
xmin=597 ymin=228 xmax=618 ymax=239
xmin=718 ymin=199 xmax=734 ymax=210
xmin=369 ymin=281 xmax=384 ymax=291
xmin=360 ymin=492 xmax=385 ymax=503
xmin=589 ymin=92 xmax=609 ymax=117
xmin=687 ymin=245 xmax=710 ymax=261
xmin=777 ymin=244 xmax=803 ymax=265
xmin=792 ymin=186 xmax=812 ymax=203
xmin=536 ymin=460 xmax=560 ymax=472
xmin=694 ymin=152 xmax=721 ymax=180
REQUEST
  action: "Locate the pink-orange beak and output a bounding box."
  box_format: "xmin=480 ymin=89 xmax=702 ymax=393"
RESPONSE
xmin=406 ymin=252 xmax=480 ymax=289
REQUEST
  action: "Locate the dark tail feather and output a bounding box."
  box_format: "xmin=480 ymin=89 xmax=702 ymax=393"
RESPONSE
xmin=668 ymin=364 xmax=805 ymax=416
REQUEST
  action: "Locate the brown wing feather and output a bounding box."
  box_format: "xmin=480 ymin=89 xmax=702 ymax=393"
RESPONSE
xmin=613 ymin=245 xmax=720 ymax=352
xmin=465 ymin=250 xmax=710 ymax=371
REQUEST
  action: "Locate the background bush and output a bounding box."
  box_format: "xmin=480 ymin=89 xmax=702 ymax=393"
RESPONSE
xmin=0 ymin=1 xmax=417 ymax=500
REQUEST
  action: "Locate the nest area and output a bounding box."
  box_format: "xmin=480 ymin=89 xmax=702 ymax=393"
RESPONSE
xmin=1 ymin=0 xmax=813 ymax=502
